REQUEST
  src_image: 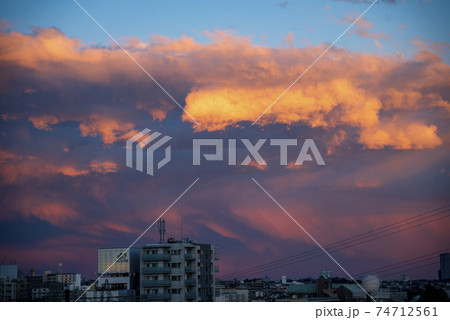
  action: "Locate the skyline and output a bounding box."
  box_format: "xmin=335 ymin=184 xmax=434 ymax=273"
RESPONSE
xmin=0 ymin=0 xmax=449 ymax=283
xmin=2 ymin=234 xmax=449 ymax=282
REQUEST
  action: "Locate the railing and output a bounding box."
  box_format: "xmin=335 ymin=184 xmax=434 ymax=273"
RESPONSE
xmin=144 ymin=293 xmax=171 ymax=301
xmin=142 ymin=280 xmax=171 ymax=287
xmin=184 ymin=254 xmax=195 ymax=261
xmin=185 ymin=267 xmax=196 ymax=273
xmin=185 ymin=279 xmax=196 ymax=286
xmin=142 ymin=267 xmax=171 ymax=274
xmin=185 ymin=291 xmax=197 ymax=300
xmin=142 ymin=254 xmax=171 ymax=261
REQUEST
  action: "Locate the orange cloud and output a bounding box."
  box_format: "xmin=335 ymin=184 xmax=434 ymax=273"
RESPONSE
xmin=89 ymin=161 xmax=118 ymax=174
xmin=79 ymin=114 xmax=136 ymax=145
xmin=339 ymin=13 xmax=374 ymax=29
xmin=4 ymin=195 xmax=81 ymax=226
xmin=29 ymin=115 xmax=59 ymax=130
xmin=283 ymin=32 xmax=294 ymax=46
xmin=28 ymin=113 xmax=138 ymax=146
xmin=339 ymin=13 xmax=390 ymax=39
xmin=1 ymin=28 xmax=448 ymax=150
xmin=359 ymin=121 xmax=442 ymax=150
xmin=0 ymin=151 xmax=118 ymax=185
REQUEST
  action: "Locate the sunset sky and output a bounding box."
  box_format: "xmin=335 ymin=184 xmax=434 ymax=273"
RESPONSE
xmin=0 ymin=0 xmax=449 ymax=281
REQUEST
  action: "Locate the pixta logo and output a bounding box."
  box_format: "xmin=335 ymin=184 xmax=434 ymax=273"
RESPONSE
xmin=126 ymin=129 xmax=172 ymax=176
xmin=193 ymin=139 xmax=325 ymax=166
xmin=126 ymin=129 xmax=325 ymax=176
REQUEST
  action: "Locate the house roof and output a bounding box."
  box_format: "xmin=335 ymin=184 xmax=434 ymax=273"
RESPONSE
xmin=288 ymin=283 xmax=317 ymax=294
xmin=335 ymin=284 xmax=367 ymax=299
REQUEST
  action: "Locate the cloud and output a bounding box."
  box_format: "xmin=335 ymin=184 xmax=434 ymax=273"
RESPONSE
xmin=283 ymin=32 xmax=294 ymax=46
xmin=1 ymin=28 xmax=448 ymax=150
xmin=0 ymin=151 xmax=118 ymax=185
xmin=374 ymin=39 xmax=382 ymax=49
xmin=89 ymin=161 xmax=118 ymax=174
xmin=412 ymin=39 xmax=450 ymax=54
xmin=29 ymin=115 xmax=59 ymax=131
xmin=339 ymin=13 xmax=374 ymax=28
xmin=359 ymin=121 xmax=442 ymax=150
xmin=28 ymin=113 xmax=138 ymax=145
xmin=350 ymin=28 xmax=391 ymax=39
xmin=0 ymin=21 xmax=11 ymax=30
xmin=413 ymin=50 xmax=442 ymax=63
xmin=338 ymin=12 xmax=391 ymax=39
xmin=78 ymin=114 xmax=137 ymax=145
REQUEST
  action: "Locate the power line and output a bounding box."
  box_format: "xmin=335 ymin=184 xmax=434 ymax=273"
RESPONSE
xmin=220 ymin=204 xmax=450 ymax=279
xmin=225 ymin=213 xmax=449 ymax=279
xmin=354 ymin=249 xmax=448 ymax=278
xmin=221 ymin=204 xmax=447 ymax=278
xmin=221 ymin=206 xmax=449 ymax=279
xmin=224 ymin=212 xmax=449 ymax=279
xmin=381 ymin=261 xmax=439 ymax=280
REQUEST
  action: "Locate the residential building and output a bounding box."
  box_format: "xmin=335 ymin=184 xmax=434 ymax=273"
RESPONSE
xmin=0 ymin=265 xmax=18 ymax=280
xmin=85 ymin=289 xmax=136 ymax=302
xmin=334 ymin=284 xmax=367 ymax=301
xmin=98 ymin=248 xmax=140 ymax=275
xmin=198 ymin=243 xmax=218 ymax=302
xmin=86 ymin=248 xmax=141 ymax=302
xmin=25 ymin=267 xmax=81 ymax=301
xmin=287 ymin=283 xmax=317 ymax=299
xmin=215 ymin=288 xmax=249 ymax=302
xmin=0 ymin=277 xmax=16 ymax=301
xmin=317 ymin=270 xmax=335 ymax=298
xmin=140 ymin=238 xmax=218 ymax=302
xmin=14 ymin=277 xmax=28 ymax=301
xmin=439 ymin=253 xmax=450 ymax=281
xmin=47 ymin=272 xmax=75 ymax=285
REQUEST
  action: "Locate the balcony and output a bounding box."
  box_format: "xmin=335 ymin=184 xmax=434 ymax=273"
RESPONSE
xmin=142 ymin=267 xmax=171 ymax=274
xmin=185 ymin=291 xmax=197 ymax=300
xmin=185 ymin=279 xmax=196 ymax=286
xmin=185 ymin=266 xmax=196 ymax=273
xmin=145 ymin=293 xmax=171 ymax=301
xmin=142 ymin=280 xmax=171 ymax=287
xmin=184 ymin=254 xmax=195 ymax=261
xmin=142 ymin=254 xmax=171 ymax=261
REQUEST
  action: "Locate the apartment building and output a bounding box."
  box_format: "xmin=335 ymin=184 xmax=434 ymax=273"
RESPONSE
xmin=86 ymin=248 xmax=141 ymax=301
xmin=140 ymin=238 xmax=218 ymax=302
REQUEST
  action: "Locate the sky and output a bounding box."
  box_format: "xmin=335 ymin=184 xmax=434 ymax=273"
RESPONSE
xmin=0 ymin=0 xmax=449 ymax=281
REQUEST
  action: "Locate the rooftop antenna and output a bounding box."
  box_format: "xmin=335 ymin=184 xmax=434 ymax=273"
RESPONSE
xmin=101 ymin=279 xmax=111 ymax=302
xmin=181 ymin=219 xmax=184 ymax=241
xmin=158 ymin=218 xmax=166 ymax=244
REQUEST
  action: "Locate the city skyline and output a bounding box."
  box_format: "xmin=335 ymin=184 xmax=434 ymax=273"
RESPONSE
xmin=1 ymin=240 xmax=449 ymax=302
xmin=2 ymin=224 xmax=449 ymax=282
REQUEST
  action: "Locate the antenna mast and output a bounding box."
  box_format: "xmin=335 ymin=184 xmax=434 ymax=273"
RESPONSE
xmin=158 ymin=218 xmax=166 ymax=243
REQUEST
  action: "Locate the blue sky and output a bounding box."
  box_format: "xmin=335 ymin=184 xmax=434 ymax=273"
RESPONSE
xmin=1 ymin=0 xmax=449 ymax=58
